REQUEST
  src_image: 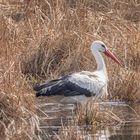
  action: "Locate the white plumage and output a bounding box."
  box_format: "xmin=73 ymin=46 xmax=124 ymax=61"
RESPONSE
xmin=69 ymin=71 xmax=106 ymax=95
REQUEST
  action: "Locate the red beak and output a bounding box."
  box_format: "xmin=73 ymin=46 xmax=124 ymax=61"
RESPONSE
xmin=104 ymin=49 xmax=122 ymax=66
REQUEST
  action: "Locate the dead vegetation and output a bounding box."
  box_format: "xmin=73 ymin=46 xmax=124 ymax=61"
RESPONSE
xmin=0 ymin=0 xmax=140 ymax=139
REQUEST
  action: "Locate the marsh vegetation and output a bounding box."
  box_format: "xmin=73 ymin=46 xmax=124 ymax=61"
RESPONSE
xmin=0 ymin=0 xmax=140 ymax=140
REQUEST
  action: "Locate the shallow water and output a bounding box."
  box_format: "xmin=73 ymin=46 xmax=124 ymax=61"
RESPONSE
xmin=37 ymin=97 xmax=140 ymax=140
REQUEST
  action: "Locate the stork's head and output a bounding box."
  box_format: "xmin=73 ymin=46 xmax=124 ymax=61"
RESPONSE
xmin=91 ymin=40 xmax=122 ymax=66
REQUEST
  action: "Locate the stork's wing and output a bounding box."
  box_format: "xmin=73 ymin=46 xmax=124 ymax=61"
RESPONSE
xmin=34 ymin=72 xmax=106 ymax=97
xmin=69 ymin=72 xmax=106 ymax=96
xmin=34 ymin=74 xmax=93 ymax=97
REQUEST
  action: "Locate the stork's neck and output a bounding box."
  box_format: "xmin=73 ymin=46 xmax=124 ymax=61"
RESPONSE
xmin=91 ymin=49 xmax=108 ymax=80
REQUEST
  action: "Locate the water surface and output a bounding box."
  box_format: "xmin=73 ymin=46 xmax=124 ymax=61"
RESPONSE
xmin=36 ymin=97 xmax=140 ymax=140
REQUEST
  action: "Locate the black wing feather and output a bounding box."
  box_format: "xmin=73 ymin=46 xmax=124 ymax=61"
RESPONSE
xmin=34 ymin=75 xmax=93 ymax=97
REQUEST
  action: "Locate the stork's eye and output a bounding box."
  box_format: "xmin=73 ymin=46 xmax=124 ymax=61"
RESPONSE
xmin=101 ymin=44 xmax=105 ymax=48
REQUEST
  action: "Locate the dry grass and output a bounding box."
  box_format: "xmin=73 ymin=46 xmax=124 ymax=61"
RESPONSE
xmin=0 ymin=0 xmax=140 ymax=139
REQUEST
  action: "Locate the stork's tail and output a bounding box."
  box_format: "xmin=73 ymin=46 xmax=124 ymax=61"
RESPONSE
xmin=33 ymin=79 xmax=65 ymax=97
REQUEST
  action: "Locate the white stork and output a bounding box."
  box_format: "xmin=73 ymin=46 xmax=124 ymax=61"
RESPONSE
xmin=34 ymin=41 xmax=122 ymax=100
